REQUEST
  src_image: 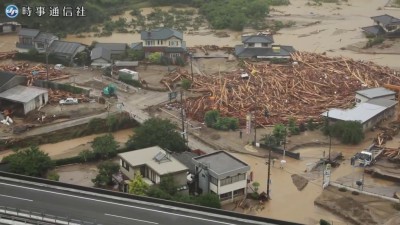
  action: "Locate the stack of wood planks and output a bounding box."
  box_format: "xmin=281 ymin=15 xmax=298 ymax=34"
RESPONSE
xmin=48 ymin=89 xmax=90 ymax=104
xmin=0 ymin=63 xmax=70 ymax=84
xmin=162 ymin=52 xmax=400 ymax=125
xmin=0 ymin=51 xmax=17 ymax=60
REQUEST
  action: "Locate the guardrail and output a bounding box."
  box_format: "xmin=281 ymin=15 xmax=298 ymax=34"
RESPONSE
xmin=0 ymin=171 xmax=301 ymax=225
xmin=0 ymin=206 xmax=100 ymax=225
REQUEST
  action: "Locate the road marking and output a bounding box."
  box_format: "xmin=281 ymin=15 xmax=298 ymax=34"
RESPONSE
xmin=105 ymin=213 xmax=158 ymax=224
xmin=0 ymin=182 xmax=236 ymax=225
xmin=0 ymin=194 xmax=33 ymax=202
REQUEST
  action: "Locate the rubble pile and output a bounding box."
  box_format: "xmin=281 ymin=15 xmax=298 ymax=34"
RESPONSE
xmin=187 ymin=45 xmax=234 ymax=55
xmin=162 ymin=52 xmax=400 ymax=125
xmin=48 ymin=89 xmax=90 ymax=104
xmin=0 ymin=51 xmax=17 ymax=60
xmin=0 ymin=63 xmax=70 ymax=84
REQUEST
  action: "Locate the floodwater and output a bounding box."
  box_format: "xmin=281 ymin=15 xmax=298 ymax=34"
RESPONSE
xmin=0 ymin=34 xmax=18 ymax=52
xmin=0 ymin=128 xmax=133 ymax=160
xmin=232 ymin=152 xmax=349 ymax=225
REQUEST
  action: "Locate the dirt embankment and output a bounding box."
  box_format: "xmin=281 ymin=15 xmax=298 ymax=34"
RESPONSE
xmin=315 ymin=186 xmax=400 ymax=225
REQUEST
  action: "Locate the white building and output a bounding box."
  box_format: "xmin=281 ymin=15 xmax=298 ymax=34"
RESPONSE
xmin=117 ymin=146 xmax=189 ymax=192
xmin=0 ymin=85 xmax=48 ymax=115
xmin=355 ymin=87 xmax=395 ymax=104
xmin=118 ymin=69 xmax=139 ymax=81
xmin=192 ymin=151 xmax=250 ymax=204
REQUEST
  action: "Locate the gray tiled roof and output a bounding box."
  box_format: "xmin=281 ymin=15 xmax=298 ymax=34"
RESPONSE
xmin=0 ymin=85 xmax=47 ymax=103
xmin=131 ymin=42 xmax=143 ymax=50
xmin=172 ymin=151 xmax=198 ymax=174
xmin=18 ymin=28 xmax=39 ymax=37
xmin=361 ymin=25 xmax=387 ymax=36
xmin=366 ymin=99 xmax=397 ymax=108
xmin=91 ymin=47 xmax=111 ymax=61
xmin=0 ymin=72 xmax=16 ymax=87
xmin=34 ymin=32 xmax=57 ymax=43
xmin=241 ymin=35 xmax=274 ymax=44
xmin=141 ymin=27 xmax=183 ymax=40
xmin=321 ymin=103 xmax=389 ymax=124
xmin=235 ymin=45 xmax=295 ymax=58
xmin=371 ymin=14 xmax=400 ymax=26
xmin=49 ymin=41 xmax=82 ymax=55
xmin=192 ymin=151 xmax=250 ymax=179
xmin=356 ymin=87 xmax=395 ymax=99
xmin=95 ymin=43 xmax=127 ymax=52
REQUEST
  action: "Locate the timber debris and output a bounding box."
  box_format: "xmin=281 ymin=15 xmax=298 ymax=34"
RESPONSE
xmin=162 ymin=52 xmax=400 ymax=126
xmin=0 ymin=63 xmax=70 ymax=84
xmin=0 ymin=51 xmax=17 ymax=60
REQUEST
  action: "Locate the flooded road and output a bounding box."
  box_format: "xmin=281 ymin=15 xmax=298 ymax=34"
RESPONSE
xmin=0 ymin=128 xmax=133 ymax=160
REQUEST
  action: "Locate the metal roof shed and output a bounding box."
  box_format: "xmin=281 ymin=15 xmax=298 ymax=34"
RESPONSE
xmin=0 ymin=85 xmax=48 ymax=115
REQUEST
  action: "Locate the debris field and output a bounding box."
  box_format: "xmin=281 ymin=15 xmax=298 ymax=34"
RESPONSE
xmin=162 ymin=52 xmax=400 ymax=126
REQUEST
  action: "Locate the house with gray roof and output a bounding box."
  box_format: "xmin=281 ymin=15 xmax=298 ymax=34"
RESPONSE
xmin=94 ymin=43 xmax=128 ymax=59
xmin=49 ymin=40 xmax=86 ymax=64
xmin=355 ymin=87 xmax=396 ymax=104
xmin=322 ymin=98 xmax=397 ymax=131
xmin=16 ymin=28 xmax=58 ymax=53
xmin=0 ymin=85 xmax=48 ymax=116
xmin=362 ymin=14 xmax=400 ymax=37
xmin=140 ymin=27 xmax=187 ymax=61
xmin=192 ymin=151 xmax=250 ymax=203
xmin=117 ymin=146 xmax=189 ymax=193
xmin=235 ymin=34 xmax=295 ymax=59
xmin=91 ymin=47 xmax=112 ymax=67
xmin=0 ymin=22 xmax=20 ymax=34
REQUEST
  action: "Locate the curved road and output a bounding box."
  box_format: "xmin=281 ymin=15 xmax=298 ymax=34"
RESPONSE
xmin=0 ymin=178 xmax=293 ymax=225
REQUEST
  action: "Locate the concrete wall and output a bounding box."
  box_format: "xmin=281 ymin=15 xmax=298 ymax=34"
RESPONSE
xmin=119 ymin=159 xmax=137 ymax=180
xmin=363 ymin=106 xmax=396 ymax=130
xmin=23 ymin=93 xmax=48 ymax=115
xmin=196 ymin=166 xmax=210 ymax=194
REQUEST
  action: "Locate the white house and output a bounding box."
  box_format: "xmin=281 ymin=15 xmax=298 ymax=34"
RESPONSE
xmin=192 ymin=151 xmax=250 ymax=203
xmin=117 ymin=146 xmax=189 ymax=192
xmin=355 ymin=87 xmax=396 ymax=104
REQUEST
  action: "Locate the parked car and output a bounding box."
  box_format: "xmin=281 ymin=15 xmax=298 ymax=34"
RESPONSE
xmin=54 ymin=64 xmax=64 ymax=70
xmin=59 ymin=98 xmax=78 ymax=105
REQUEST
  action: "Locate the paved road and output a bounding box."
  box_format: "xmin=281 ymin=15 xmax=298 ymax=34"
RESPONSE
xmin=0 ymin=178 xmax=281 ymax=225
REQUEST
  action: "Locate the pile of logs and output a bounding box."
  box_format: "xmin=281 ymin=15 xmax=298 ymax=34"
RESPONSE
xmin=0 ymin=63 xmax=70 ymax=84
xmin=188 ymin=45 xmax=234 ymax=55
xmin=163 ymin=52 xmax=400 ymax=125
xmin=0 ymin=51 xmax=17 ymax=60
xmin=382 ymin=148 xmax=400 ymax=160
xmin=48 ymin=89 xmax=90 ymax=104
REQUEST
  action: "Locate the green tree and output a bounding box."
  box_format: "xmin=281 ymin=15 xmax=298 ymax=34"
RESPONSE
xmin=319 ymin=219 xmax=331 ymax=225
xmin=288 ymin=117 xmax=300 ymax=135
xmin=194 ymin=193 xmax=221 ymax=208
xmin=160 ymin=175 xmax=178 ymax=196
xmin=92 ymin=134 xmax=119 ymax=159
xmin=307 ymin=118 xmax=316 ymax=131
xmin=262 ymin=134 xmax=280 ymax=147
xmin=204 ymin=110 xmax=220 ymax=127
xmin=47 ymin=171 xmax=60 ymax=181
xmin=126 ymin=118 xmax=187 ymax=152
xmin=272 ymin=124 xmax=287 ymax=145
xmin=252 ymin=181 xmax=260 ymax=193
xmin=92 ymin=161 xmax=119 ymax=187
xmin=181 ymin=79 xmax=192 ymax=90
xmin=79 ymin=149 xmax=96 ymax=162
xmin=129 ymin=172 xmax=149 ymax=195
xmin=329 ymin=121 xmax=364 ymax=144
xmin=148 ymin=52 xmax=162 ymax=64
xmin=127 ymin=49 xmax=145 ymax=61
xmin=2 ymin=146 xmax=54 ymax=177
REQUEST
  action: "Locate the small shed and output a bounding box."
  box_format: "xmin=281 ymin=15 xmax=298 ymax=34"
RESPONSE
xmin=355 ymin=87 xmax=395 ymax=104
xmin=0 ymin=85 xmax=48 ymax=115
xmin=118 ymin=69 xmax=139 ymax=81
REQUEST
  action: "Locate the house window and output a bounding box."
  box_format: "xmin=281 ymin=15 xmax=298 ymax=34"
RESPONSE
xmin=210 ymin=176 xmax=218 ymax=185
xmin=37 ymin=42 xmax=45 ymax=49
xmin=221 ymin=174 xmax=245 ymax=186
xmin=221 ymin=177 xmax=232 ymax=186
xmin=233 ymin=188 xmax=245 ymax=196
xmin=121 ymin=160 xmax=129 ymax=171
xmin=220 ymin=192 xmax=232 ymax=200
xmin=169 ymin=41 xmax=174 ymax=46
xmin=146 ymin=40 xmax=155 ymax=46
xmin=170 ymin=53 xmax=180 ymax=58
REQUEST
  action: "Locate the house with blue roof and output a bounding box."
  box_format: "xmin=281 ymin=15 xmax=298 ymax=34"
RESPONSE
xmin=140 ymin=27 xmax=187 ymax=61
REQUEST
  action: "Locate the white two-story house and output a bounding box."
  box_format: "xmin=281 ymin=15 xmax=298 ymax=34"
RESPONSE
xmin=192 ymin=151 xmax=250 ymax=204
xmin=140 ymin=27 xmax=187 ymax=61
xmin=116 ymin=146 xmax=189 ymax=193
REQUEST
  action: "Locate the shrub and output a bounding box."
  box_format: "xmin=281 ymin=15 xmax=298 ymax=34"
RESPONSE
xmin=213 ymin=117 xmax=239 ymax=131
xmin=204 ymin=110 xmax=220 ymax=127
xmin=267 ymin=0 xmax=291 ymax=5
xmin=351 ymin=191 xmax=359 ymax=195
xmin=148 ymin=52 xmax=162 ymax=64
xmin=329 ymin=121 xmax=364 ymax=144
xmin=175 ymin=56 xmax=185 ymax=66
xmin=338 ymin=187 xmax=347 ymax=192
xmin=307 ymin=118 xmax=316 ymax=131
xmin=365 ymin=36 xmax=384 ymax=48
xmin=262 ymin=134 xmax=280 ymax=147
xmin=47 ymin=171 xmax=60 ymax=181
xmin=181 ymin=79 xmax=191 ymax=90
xmin=319 ymin=219 xmax=331 ymax=225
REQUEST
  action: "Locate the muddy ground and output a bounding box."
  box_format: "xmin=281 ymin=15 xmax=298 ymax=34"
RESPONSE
xmin=315 ymin=186 xmax=400 ymax=225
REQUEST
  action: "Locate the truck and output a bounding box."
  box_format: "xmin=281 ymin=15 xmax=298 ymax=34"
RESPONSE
xmin=102 ymin=84 xmax=117 ymax=98
xmin=351 ymin=144 xmax=383 ymax=167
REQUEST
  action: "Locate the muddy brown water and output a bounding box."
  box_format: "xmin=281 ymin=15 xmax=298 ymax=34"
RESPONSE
xmin=0 ymin=128 xmax=133 ymax=160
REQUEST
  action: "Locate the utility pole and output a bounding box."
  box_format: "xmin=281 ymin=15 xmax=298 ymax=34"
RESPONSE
xmin=190 ymin=53 xmax=194 ymax=82
xmin=327 ymin=110 xmax=331 ymax=162
xmin=266 ymin=144 xmax=271 ymax=199
xmin=254 ymin=113 xmax=257 ymax=146
xmin=180 ymin=90 xmax=185 ymax=140
xmin=45 ymin=40 xmax=49 ymax=81
xmin=283 ymin=125 xmax=287 ymax=160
